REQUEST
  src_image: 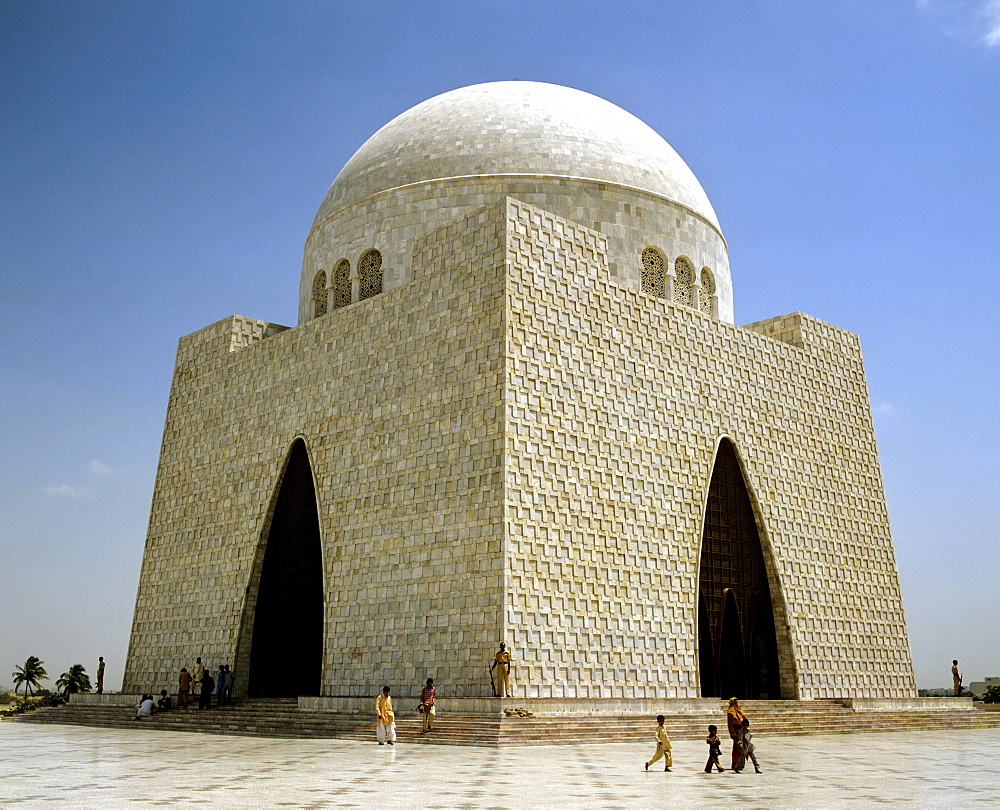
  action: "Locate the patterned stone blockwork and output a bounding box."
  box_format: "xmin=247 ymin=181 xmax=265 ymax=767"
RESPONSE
xmin=125 ymin=197 xmax=916 ymax=701
xmin=502 ymin=199 xmax=913 ymax=699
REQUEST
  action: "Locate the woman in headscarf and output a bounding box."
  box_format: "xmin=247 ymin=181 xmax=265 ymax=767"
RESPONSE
xmin=726 ymin=697 xmax=748 ymax=770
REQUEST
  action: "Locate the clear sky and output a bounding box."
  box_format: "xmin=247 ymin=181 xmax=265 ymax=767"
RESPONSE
xmin=1 ymin=1 xmax=997 ymax=693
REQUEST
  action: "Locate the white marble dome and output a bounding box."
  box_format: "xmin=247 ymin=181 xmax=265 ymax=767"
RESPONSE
xmin=313 ymin=81 xmax=720 ymax=231
xmin=302 ymin=81 xmax=733 ymax=325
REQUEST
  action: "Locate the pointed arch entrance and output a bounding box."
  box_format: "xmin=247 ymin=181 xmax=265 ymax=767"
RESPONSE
xmin=246 ymin=440 xmax=324 ymax=697
xmin=697 ymin=439 xmax=782 ymax=699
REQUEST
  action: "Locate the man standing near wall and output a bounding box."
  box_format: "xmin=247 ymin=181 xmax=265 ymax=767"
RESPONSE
xmin=952 ymin=660 xmax=962 ymax=696
xmin=192 ymin=656 xmax=205 ymax=698
xmin=96 ymin=657 xmax=105 ymax=694
xmin=491 ymin=643 xmax=513 ymax=698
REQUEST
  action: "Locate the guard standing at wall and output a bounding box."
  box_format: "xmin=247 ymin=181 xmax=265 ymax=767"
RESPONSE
xmin=490 ymin=642 xmax=512 ymax=698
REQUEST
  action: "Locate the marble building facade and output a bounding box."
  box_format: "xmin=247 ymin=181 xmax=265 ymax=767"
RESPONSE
xmin=124 ymin=82 xmax=916 ymax=702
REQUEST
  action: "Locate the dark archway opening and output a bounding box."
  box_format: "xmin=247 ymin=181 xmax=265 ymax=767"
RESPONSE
xmin=718 ymin=589 xmax=746 ymax=698
xmin=247 ymin=440 xmax=324 ymax=697
xmin=697 ymin=439 xmax=782 ymax=699
xmin=698 ymin=590 xmax=716 ymax=697
xmin=749 ymin=591 xmax=782 ymax=699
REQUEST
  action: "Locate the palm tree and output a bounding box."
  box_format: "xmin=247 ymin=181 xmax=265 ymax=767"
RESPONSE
xmin=56 ymin=664 xmax=92 ymax=699
xmin=11 ymin=656 xmax=48 ymax=699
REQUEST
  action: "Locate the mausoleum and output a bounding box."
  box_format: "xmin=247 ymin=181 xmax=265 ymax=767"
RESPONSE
xmin=124 ymin=81 xmax=917 ymax=703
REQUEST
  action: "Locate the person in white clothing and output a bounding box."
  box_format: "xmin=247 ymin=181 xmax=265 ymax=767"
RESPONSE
xmin=192 ymin=656 xmax=205 ymax=697
xmin=133 ymin=694 xmax=154 ymax=719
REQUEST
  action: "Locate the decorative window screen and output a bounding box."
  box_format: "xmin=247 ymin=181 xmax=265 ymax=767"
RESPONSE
xmin=312 ymin=270 xmax=328 ymax=317
xmin=359 ymin=250 xmax=383 ymax=300
xmin=700 ymin=268 xmax=715 ymax=315
xmin=674 ymin=257 xmax=694 ymax=307
xmin=641 ymin=248 xmax=667 ymax=298
xmin=333 ymin=259 xmax=351 ymax=309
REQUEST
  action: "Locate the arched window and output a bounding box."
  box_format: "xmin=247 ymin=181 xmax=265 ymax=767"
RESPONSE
xmin=673 ymin=257 xmax=694 ymax=307
xmin=358 ymin=249 xmax=383 ymax=301
xmin=312 ymin=270 xmax=328 ymax=318
xmin=700 ymin=267 xmax=716 ymax=316
xmin=640 ymin=248 xmax=667 ymax=298
xmin=333 ymin=259 xmax=351 ymax=309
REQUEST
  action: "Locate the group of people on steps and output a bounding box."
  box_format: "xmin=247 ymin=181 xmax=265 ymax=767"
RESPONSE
xmin=133 ymin=657 xmax=235 ymax=717
xmin=176 ymin=659 xmax=235 ymax=708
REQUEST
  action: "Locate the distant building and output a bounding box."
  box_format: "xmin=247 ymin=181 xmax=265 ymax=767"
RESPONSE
xmin=970 ymin=677 xmax=1000 ymax=698
xmin=123 ymin=81 xmax=917 ymax=702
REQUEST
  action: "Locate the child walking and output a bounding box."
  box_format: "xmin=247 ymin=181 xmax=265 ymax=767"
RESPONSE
xmin=375 ymin=685 xmax=396 ymax=745
xmin=704 ymin=724 xmax=726 ymax=772
xmin=418 ymin=677 xmax=436 ymax=733
xmin=644 ymin=715 xmax=673 ymax=772
xmin=738 ymin=718 xmax=762 ymax=773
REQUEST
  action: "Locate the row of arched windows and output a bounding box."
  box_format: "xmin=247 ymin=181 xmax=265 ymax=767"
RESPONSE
xmin=314 ymin=246 xmax=714 ymax=319
xmin=640 ymin=248 xmax=717 ymax=316
xmin=312 ymin=249 xmax=384 ymax=318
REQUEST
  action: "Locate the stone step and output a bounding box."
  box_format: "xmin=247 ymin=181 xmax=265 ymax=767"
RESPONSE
xmin=11 ymin=700 xmax=995 ymax=747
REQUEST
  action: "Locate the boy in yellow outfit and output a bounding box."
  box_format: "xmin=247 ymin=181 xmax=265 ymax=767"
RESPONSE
xmin=375 ymin=686 xmax=396 ymax=745
xmin=644 ymin=715 xmax=672 ymax=771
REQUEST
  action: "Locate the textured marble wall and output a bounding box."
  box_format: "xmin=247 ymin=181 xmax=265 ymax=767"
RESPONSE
xmin=125 ymin=207 xmax=509 ymax=697
xmin=126 ymin=195 xmax=915 ymax=700
xmin=501 ymin=198 xmax=914 ymax=699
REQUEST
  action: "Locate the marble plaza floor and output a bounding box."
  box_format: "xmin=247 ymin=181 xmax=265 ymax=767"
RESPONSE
xmin=2 ymin=722 xmax=997 ymax=808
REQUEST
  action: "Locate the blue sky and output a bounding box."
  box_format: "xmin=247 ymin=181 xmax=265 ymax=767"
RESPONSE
xmin=1 ymin=1 xmax=997 ymax=692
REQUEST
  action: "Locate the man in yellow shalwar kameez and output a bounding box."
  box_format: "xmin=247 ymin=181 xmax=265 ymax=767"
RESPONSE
xmin=644 ymin=715 xmax=672 ymax=771
xmin=375 ymin=686 xmax=396 ymax=745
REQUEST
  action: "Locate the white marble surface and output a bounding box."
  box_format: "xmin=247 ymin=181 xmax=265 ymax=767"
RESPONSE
xmin=2 ymin=723 xmax=998 ymax=808
xmin=317 ymin=82 xmax=719 ymax=229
